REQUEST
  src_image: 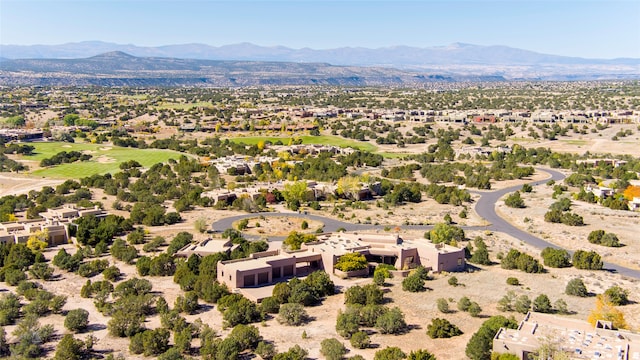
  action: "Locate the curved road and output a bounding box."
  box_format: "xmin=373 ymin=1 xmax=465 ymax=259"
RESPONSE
xmin=212 ymin=168 xmax=640 ymax=279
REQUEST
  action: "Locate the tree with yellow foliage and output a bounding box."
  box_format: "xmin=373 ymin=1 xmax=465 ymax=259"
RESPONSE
xmin=587 ymin=294 xmax=628 ymax=329
xmin=336 ymin=176 xmax=360 ymax=200
xmin=623 ymin=185 xmax=640 ymax=200
xmin=27 ymin=229 xmax=49 ymax=251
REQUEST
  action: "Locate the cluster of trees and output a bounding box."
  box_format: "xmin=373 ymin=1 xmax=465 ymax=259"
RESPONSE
xmin=498 ymin=290 xmax=568 ymax=315
xmin=39 ymin=151 xmax=92 ymax=167
xmin=540 ymin=247 xmax=571 ymax=268
xmin=468 ymin=237 xmax=491 ymax=265
xmin=402 ymin=266 xmax=431 ymax=292
xmin=457 ymin=296 xmax=482 ymax=317
xmin=572 ymin=250 xmax=603 ymax=270
xmin=504 ymin=191 xmax=525 ymax=208
xmin=335 ymin=253 xmax=368 ymax=272
xmin=425 ymin=223 xmax=465 ymax=246
xmin=283 ymin=231 xmax=317 ymax=250
xmin=424 ymin=183 xmax=471 ymax=205
xmin=466 ymin=315 xmax=518 ymax=360
xmin=587 ymin=230 xmax=621 ymax=247
xmin=500 ymin=249 xmax=544 ymax=273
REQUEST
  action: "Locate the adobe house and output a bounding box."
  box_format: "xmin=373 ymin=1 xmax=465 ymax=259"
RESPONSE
xmin=493 ymin=312 xmax=640 ymax=360
xmin=216 ymin=232 xmax=466 ymax=293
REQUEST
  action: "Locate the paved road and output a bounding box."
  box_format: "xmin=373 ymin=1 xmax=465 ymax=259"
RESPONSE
xmin=212 ymin=168 xmax=640 ymax=279
xmin=473 ymin=168 xmax=640 ymax=279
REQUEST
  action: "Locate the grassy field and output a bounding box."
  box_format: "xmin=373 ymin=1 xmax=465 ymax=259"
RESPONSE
xmin=228 ymin=135 xmax=378 ymax=152
xmin=155 ymin=101 xmax=213 ymax=110
xmin=23 ymin=142 xmax=182 ymax=179
xmin=561 ymin=139 xmax=589 ymax=145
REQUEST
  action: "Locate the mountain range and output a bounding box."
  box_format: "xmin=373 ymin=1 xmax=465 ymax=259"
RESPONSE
xmin=1 ymin=42 xmax=639 ymax=86
xmin=2 ymin=41 xmax=639 ymax=67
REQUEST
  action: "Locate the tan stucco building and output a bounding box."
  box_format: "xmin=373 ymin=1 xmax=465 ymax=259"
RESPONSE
xmin=217 ymin=232 xmax=466 ymax=291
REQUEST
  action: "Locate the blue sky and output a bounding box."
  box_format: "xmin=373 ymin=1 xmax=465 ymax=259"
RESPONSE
xmin=1 ymin=0 xmax=639 ymax=58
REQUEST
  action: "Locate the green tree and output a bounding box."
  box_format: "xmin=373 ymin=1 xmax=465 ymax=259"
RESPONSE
xmin=572 ymin=250 xmax=603 ymax=270
xmin=566 ymin=278 xmax=589 ymax=297
xmin=64 ymin=308 xmax=89 ymax=332
xmin=54 ymin=334 xmax=85 ymax=360
xmin=429 ymin=223 xmax=465 ymax=245
xmin=350 ymin=331 xmax=370 ymax=349
xmin=228 ymin=324 xmax=262 ymax=351
xmin=320 ymin=338 xmax=347 ymax=360
xmin=540 ymin=247 xmax=571 ymax=268
xmin=374 ymin=347 xmax=407 ymax=360
xmin=407 ymin=349 xmax=436 ymax=360
xmin=533 ymin=294 xmax=552 ymax=313
xmin=514 ymin=295 xmax=531 ymax=314
xmin=465 ymin=315 xmax=518 ymax=360
xmin=282 ymin=181 xmax=309 ymax=210
xmin=470 ymin=237 xmax=491 ymax=265
xmin=256 ymin=341 xmax=277 ymax=360
xmin=426 ymin=318 xmax=463 ymax=338
xmin=468 ymin=302 xmax=482 ymax=317
xmin=604 ymin=286 xmax=629 ymax=306
xmin=402 ymin=273 xmax=425 ymax=292
xmin=376 ymin=307 xmax=406 ymax=334
xmin=504 ymin=191 xmax=525 ymax=208
xmin=335 ymin=309 xmax=360 ymax=338
xmin=277 ymin=303 xmax=308 ymax=326
xmin=335 ymin=253 xmax=367 ymax=272
xmin=436 ymin=298 xmax=450 ymax=313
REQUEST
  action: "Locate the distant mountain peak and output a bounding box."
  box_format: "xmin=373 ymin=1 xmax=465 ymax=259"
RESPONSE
xmin=91 ymin=51 xmax=136 ymax=59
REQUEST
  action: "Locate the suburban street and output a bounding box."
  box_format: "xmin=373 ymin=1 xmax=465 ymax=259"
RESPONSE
xmin=212 ymin=168 xmax=640 ymax=279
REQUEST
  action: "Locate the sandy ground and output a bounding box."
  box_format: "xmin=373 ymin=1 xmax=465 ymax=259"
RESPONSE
xmin=1 ymin=227 xmax=638 ymax=359
xmin=496 ymin=182 xmax=640 ymax=270
xmin=0 ymin=173 xmax=64 ymax=197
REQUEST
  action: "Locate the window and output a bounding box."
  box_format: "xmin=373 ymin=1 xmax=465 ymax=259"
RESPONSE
xmin=457 ymin=258 xmax=463 ymax=266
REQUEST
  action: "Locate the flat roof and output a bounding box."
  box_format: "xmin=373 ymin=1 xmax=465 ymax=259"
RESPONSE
xmin=496 ymin=312 xmax=640 ymax=360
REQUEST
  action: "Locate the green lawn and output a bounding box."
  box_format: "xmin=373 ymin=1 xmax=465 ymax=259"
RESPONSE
xmin=561 ymin=140 xmax=589 ymax=145
xmin=155 ymin=101 xmax=213 ymax=110
xmin=23 ymin=142 xmax=182 ymax=179
xmin=229 ymin=135 xmax=378 ymax=152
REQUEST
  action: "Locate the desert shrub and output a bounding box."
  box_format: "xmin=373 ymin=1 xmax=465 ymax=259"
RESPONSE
xmin=376 ymin=307 xmax=406 ymax=334
xmin=402 ymin=273 xmax=425 ymax=292
xmin=540 ymin=247 xmax=571 ymax=268
xmin=427 ymin=318 xmax=463 ymax=338
xmin=436 ymin=298 xmax=450 ymax=313
xmin=374 ymin=347 xmax=406 ymax=360
xmin=64 ymin=309 xmax=89 ymax=332
xmin=572 ymin=250 xmax=603 ymax=270
xmin=465 ymin=315 xmax=518 ymax=360
xmin=504 ymin=191 xmax=525 ymax=208
xmin=565 ymin=278 xmax=588 ymax=297
xmin=458 ymin=296 xmax=472 ymax=311
xmin=277 ymin=303 xmax=308 ymax=326
xmin=532 ymin=294 xmax=552 ymax=313
xmin=514 ymin=295 xmax=531 ymax=314
xmin=350 ymin=331 xmax=370 ymax=349
xmin=501 ymin=249 xmax=544 ymax=273
xmin=260 ymin=297 xmax=280 ymax=314
xmin=588 ymin=230 xmax=621 ymax=247
xmin=604 ymin=286 xmax=629 ymax=306
xmin=336 ymin=308 xmax=362 ymax=339
xmin=468 ymin=302 xmax=482 ymax=317
xmin=506 ymin=277 xmax=520 ymax=286
xmin=320 ymin=338 xmax=347 ymax=360
xmin=102 ymin=266 xmax=121 ymax=281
